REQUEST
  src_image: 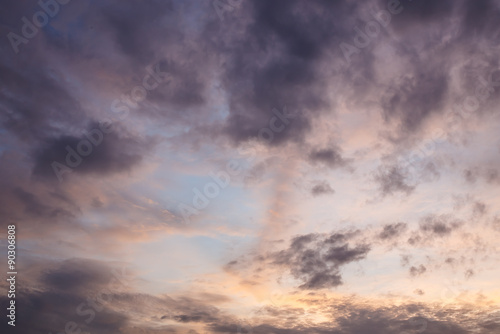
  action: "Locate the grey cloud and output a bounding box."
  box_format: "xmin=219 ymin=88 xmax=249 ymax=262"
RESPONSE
xmin=1 ymin=1 xmax=500 ymax=333
xmin=374 ymin=164 xmax=415 ymax=197
xmin=32 ymin=122 xmax=156 ymax=181
xmin=379 ymin=222 xmax=407 ymax=240
xmin=228 ymin=300 xmax=490 ymax=334
xmin=0 ymin=257 xmax=222 ymax=334
xmin=311 ymin=181 xmax=335 ymax=196
xmin=212 ymin=0 xmax=363 ymax=146
xmin=0 ymin=60 xmax=86 ymax=143
xmin=461 ymin=0 xmax=500 ymax=40
xmin=309 ymin=148 xmax=347 ymax=169
xmin=381 ymin=70 xmax=449 ymax=133
xmin=1 ymin=256 xmax=497 ymax=334
xmin=40 ymin=258 xmax=117 ymax=292
xmin=419 ymin=214 xmax=462 ymax=236
xmin=0 ymin=258 xmax=130 ymax=334
xmin=0 ymin=291 xmax=129 ymax=334
xmin=12 ymin=187 xmax=62 ymax=218
xmin=389 ymin=0 xmax=455 ymax=27
xmin=407 ymin=214 xmax=463 ymax=246
xmin=271 ymin=232 xmax=370 ymax=289
xmin=0 ymin=153 xmax=79 ymax=230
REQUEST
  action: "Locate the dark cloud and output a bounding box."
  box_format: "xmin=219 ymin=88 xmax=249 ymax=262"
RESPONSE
xmin=219 ymin=301 xmax=491 ymax=334
xmin=40 ymin=258 xmax=117 ymax=292
xmin=12 ymin=187 xmax=59 ymax=217
xmin=309 ymin=148 xmax=347 ymax=169
xmin=311 ymin=181 xmax=335 ymax=196
xmin=212 ymin=0 xmax=362 ymax=146
xmin=0 ymin=60 xmax=86 ymax=143
xmin=0 ymin=290 xmax=129 ymax=334
xmin=462 ymin=0 xmax=500 ymax=40
xmin=1 ymin=258 xmax=497 ymax=334
xmin=419 ymin=214 xmax=462 ymax=237
xmin=408 ymin=214 xmax=463 ymax=245
xmin=389 ymin=0 xmax=455 ymax=26
xmin=379 ymin=222 xmax=407 ymax=240
xmin=32 ymin=122 xmax=156 ymax=181
xmin=271 ymin=232 xmax=370 ymax=289
xmin=381 ymin=69 xmax=449 ymax=133
xmin=0 ymin=153 xmax=79 ymax=230
xmin=374 ymin=164 xmax=415 ymax=197
xmin=0 ymin=257 xmax=223 ymax=334
xmin=0 ymin=258 xmax=130 ymax=334
xmin=407 ymin=214 xmax=463 ymax=246
xmin=1 ymin=1 xmax=500 ymax=333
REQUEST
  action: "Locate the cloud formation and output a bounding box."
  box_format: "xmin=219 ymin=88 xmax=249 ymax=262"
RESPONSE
xmin=270 ymin=232 xmax=370 ymax=289
xmin=1 ymin=0 xmax=500 ymax=333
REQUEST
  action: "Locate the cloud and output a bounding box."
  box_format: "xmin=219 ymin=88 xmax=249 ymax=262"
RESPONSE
xmin=374 ymin=164 xmax=415 ymax=197
xmin=419 ymin=214 xmax=462 ymax=237
xmin=381 ymin=69 xmax=449 ymax=133
xmin=1 ymin=1 xmax=500 ymax=333
xmin=0 ymin=58 xmax=86 ymax=143
xmin=270 ymin=232 xmax=370 ymax=289
xmin=461 ymin=0 xmax=500 ymax=39
xmin=1 ymin=257 xmax=498 ymax=334
xmin=389 ymin=0 xmax=455 ymax=26
xmin=308 ymin=147 xmax=347 ymax=169
xmin=32 ymin=122 xmax=156 ymax=181
xmin=409 ymin=264 xmax=427 ymax=277
xmin=311 ymin=180 xmax=335 ymax=196
xmin=407 ymin=214 xmax=463 ymax=246
xmin=379 ymin=222 xmax=407 ymax=240
xmin=211 ymin=0 xmax=363 ymax=147
xmin=211 ymin=299 xmax=495 ymax=334
xmin=0 ymin=258 xmax=131 ymax=334
xmin=40 ymin=258 xmax=117 ymax=292
xmin=463 ymin=167 xmax=499 ymax=184
xmin=414 ymin=289 xmax=425 ymax=295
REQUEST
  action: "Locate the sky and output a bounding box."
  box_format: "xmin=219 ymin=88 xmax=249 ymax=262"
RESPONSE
xmin=1 ymin=0 xmax=500 ymax=333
